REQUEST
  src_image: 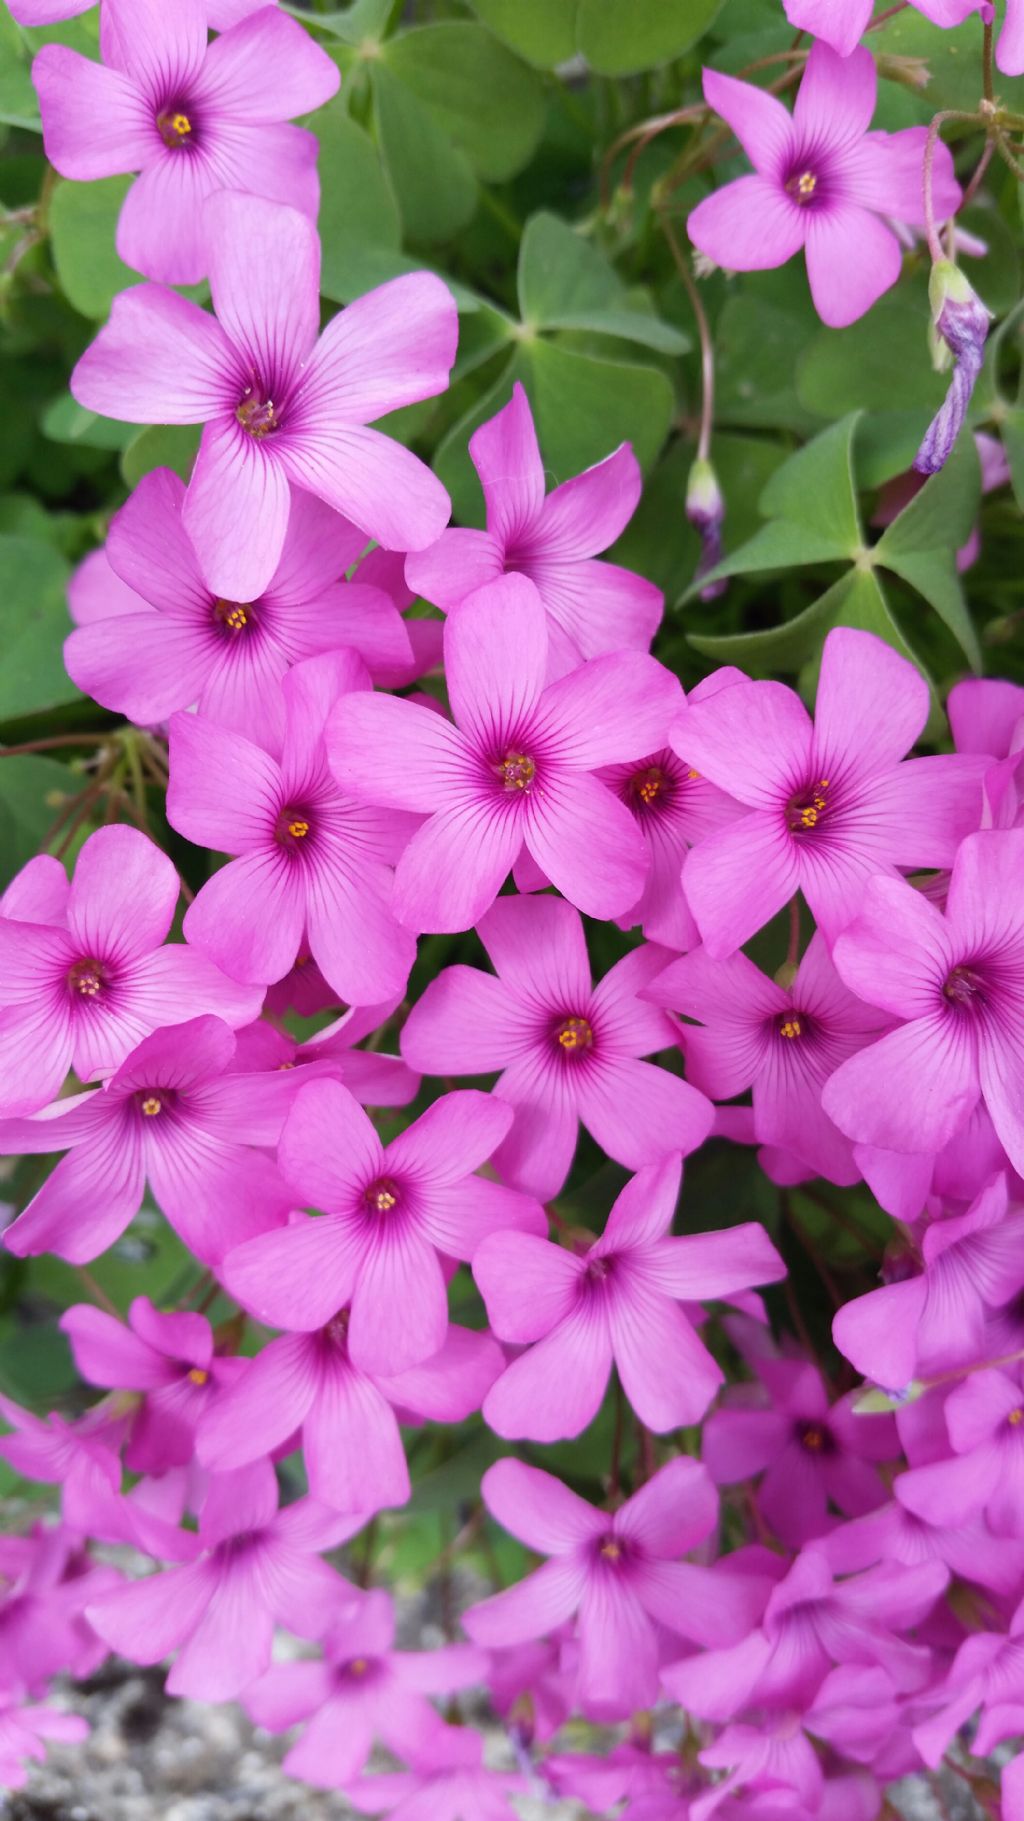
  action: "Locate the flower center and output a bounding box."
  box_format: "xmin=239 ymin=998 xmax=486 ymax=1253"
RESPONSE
xmin=801 ymin=1426 xmax=824 ymax=1451
xmin=67 ymin=956 xmax=106 ymax=999
xmin=786 ymin=778 xmax=830 ymax=833
xmin=631 ymin=765 xmax=665 ymax=806
xmin=943 ymin=963 xmax=988 ymax=1008
xmin=1009 ymin=1408 xmax=1023 ymax=1427
xmin=140 ymin=1094 xmax=163 ymax=1117
xmin=188 ymin=1368 xmax=208 ymax=1386
xmin=555 ymin=1015 xmax=593 ymax=1054
xmin=365 ymin=1177 xmax=399 ymax=1214
xmin=599 ymin=1536 xmax=622 ymax=1561
xmin=276 ymin=807 xmax=312 ymax=849
xmin=778 ymin=1015 xmax=802 ymax=1040
xmin=497 ymin=752 xmax=535 ymax=792
xmin=349 ymin=1657 xmax=369 ymax=1677
xmin=236 ymin=394 xmax=279 ymax=438
xmin=213 ymin=599 xmax=251 ymax=635
xmin=786 ymin=168 xmax=818 ymax=203
xmin=156 ymin=107 xmax=193 ymax=148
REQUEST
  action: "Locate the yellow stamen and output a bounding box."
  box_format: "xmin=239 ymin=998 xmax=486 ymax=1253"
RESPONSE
xmin=556 ymin=1015 xmax=593 ymax=1052
xmin=350 ymin=1657 xmax=368 ymax=1676
xmin=787 ymin=169 xmax=817 ymax=202
xmin=600 ymin=1539 xmax=621 ymax=1560
xmin=498 ymin=752 xmax=535 ymax=792
xmin=366 ymin=1180 xmax=398 ymax=1213
xmin=156 ymin=108 xmax=193 ymax=147
xmin=801 ymin=1426 xmax=824 ymax=1450
xmin=69 ymin=958 xmax=103 ymax=997
xmin=141 ymin=1095 xmax=162 ymax=1117
xmin=188 ymin=1368 xmax=209 ymax=1386
xmin=215 ymin=600 xmax=249 ymax=632
xmin=687 ymin=768 xmax=700 ymax=781
xmin=287 ymin=819 xmax=309 ymax=839
xmin=1009 ymin=1408 xmax=1023 ymax=1426
xmin=779 ymin=1017 xmax=802 ymax=1040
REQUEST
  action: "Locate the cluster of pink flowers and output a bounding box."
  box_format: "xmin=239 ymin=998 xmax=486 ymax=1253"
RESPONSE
xmin=3 ymin=0 xmax=1022 ymax=1814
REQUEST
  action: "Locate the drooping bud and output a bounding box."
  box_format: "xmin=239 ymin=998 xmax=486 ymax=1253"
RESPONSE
xmin=914 ymin=262 xmax=992 ymax=476
xmin=685 ymin=456 xmax=726 ymax=600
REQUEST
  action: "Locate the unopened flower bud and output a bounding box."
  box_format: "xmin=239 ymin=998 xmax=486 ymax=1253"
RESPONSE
xmin=875 ymin=52 xmax=930 ymax=91
xmin=914 ymin=262 xmax=992 ymax=476
xmin=686 ymin=457 xmax=726 ymax=600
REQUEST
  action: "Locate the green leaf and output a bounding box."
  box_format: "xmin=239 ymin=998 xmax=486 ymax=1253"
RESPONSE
xmin=313 ymin=100 xmax=402 ymax=304
xmin=42 ymin=392 xmax=134 ymax=451
xmin=875 ymin=429 xmax=981 ymax=556
xmin=760 ymin=412 xmax=863 ymax=550
xmin=715 ymin=292 xmax=822 ymax=434
xmin=797 ymin=293 xmax=944 ymax=418
xmin=0 ymin=58 xmax=39 ymax=133
xmin=1001 ymin=406 xmax=1024 ymax=513
xmin=0 ymin=537 xmax=77 ymax=721
xmin=48 ymin=175 xmax=136 ymax=319
xmin=577 ymin=0 xmax=727 ymax=73
xmin=682 ymin=518 xmax=852 ymax=601
xmin=877 ymin=546 xmax=981 ymax=670
xmin=612 ymin=431 xmax=788 ymax=600
xmin=384 ymin=23 xmax=546 ymax=183
xmin=0 ymin=756 xmax=75 ymax=889
xmin=120 ymin=423 xmax=201 ymax=489
xmin=371 ymin=62 xmax=477 ymax=244
xmin=688 ymin=566 xmax=929 ymax=684
xmin=287 ymin=0 xmax=395 ymax=43
xmin=466 ymin=0 xmax=576 ymax=67
xmin=517 ymin=212 xmax=688 ymax=353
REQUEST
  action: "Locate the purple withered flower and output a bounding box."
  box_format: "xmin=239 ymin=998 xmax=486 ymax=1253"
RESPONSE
xmin=474 ymin=1153 xmax=784 ymax=1441
xmin=65 ymin=471 xmax=414 ymax=746
xmin=0 ymin=825 xmax=261 ymax=1117
xmin=71 ymin=191 xmax=457 ymax=601
xmin=400 ymin=893 xmax=714 ymax=1202
xmin=167 ymin=650 xmax=418 ymax=1006
xmin=327 ymin=572 xmax=681 ymax=933
xmin=405 ymin=383 xmax=663 ymax=679
xmin=688 ymin=44 xmax=961 ymax=328
xmin=915 ymin=262 xmax=993 ymax=475
xmin=34 ymin=0 xmax=338 ymax=285
xmin=0 ymin=1015 xmax=298 ymax=1265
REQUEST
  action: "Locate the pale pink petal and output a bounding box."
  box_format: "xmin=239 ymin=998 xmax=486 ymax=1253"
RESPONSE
xmin=385 ymin=1090 xmax=511 ymax=1186
xmin=537 ymin=651 xmax=679 ymax=769
xmin=682 ymin=813 xmax=799 ymax=959
xmin=701 ymin=68 xmax=794 ymax=173
xmin=492 ymin=1073 xmax=579 ymax=1201
xmin=115 ymin=149 xmax=219 ymax=288
xmin=68 ymin=826 xmax=177 ymax=964
xmin=782 ymin=0 xmax=872 ymax=55
xmin=526 ymin=556 xmax=662 ymax=666
xmin=610 ymin=1277 xmax=723 ymax=1429
xmin=535 ymin=442 xmax=642 ymax=559
xmin=400 ymin=964 xmax=526 ymax=1074
xmin=804 ymin=205 xmax=902 ymax=329
xmin=223 ymin=1216 xmax=364 ymax=1331
xmin=526 ymin=774 xmax=647 ymax=920
xmin=4 ymin=1114 xmax=144 ymax=1263
xmin=470 ymin=383 xmax=545 ymax=547
xmin=394 ymin=804 xmax=523 ymax=933
xmin=794 ymin=41 xmax=877 ymax=143
xmin=688 ymin=176 xmax=805 ymax=272
xmin=193 ymin=6 xmax=339 ymax=119
xmin=196 ymin=1333 xmax=319 ymax=1469
xmin=832 ymin=1276 xmax=929 ymax=1387
xmin=167 ymin=1558 xmax=274 ymax=1699
xmin=671 ymin=680 xmax=811 ymax=809
xmin=575 ymin=1055 xmax=713 ymax=1171
xmin=71 ymin=285 xmax=238 ymax=424
xmin=305 ymin=1356 xmax=409 ymax=1512
xmin=822 ymin=1017 xmax=979 ymax=1155
xmin=292 ymin=272 xmax=457 ymax=424
xmin=279 ymin=1077 xmax=383 ymax=1209
xmin=477 ymin=891 xmax=592 ymax=1007
xmin=205 ymin=191 xmax=320 ymax=394
xmin=59 ymin=1304 xmax=173 ymax=1390
xmin=483 ymin=1303 xmax=613 ymax=1442
xmin=813 ymin=628 xmax=928 ymax=780
xmin=86 ymin=1561 xmax=212 ymax=1666
xmin=598 ymin=1153 xmax=681 ymax=1250
xmin=404 ymin=529 xmax=504 ymax=610
xmin=348 ymin=1227 xmax=449 ymax=1376
xmin=377 ymin=1325 xmax=503 ymax=1423
xmin=327 ymin=691 xmax=467 ymax=814
xmin=481 ymin=1457 xmax=605 ymax=1552
xmin=445 ymin=573 xmax=548 ymax=745
xmin=33 ymin=48 xmax=155 ymax=180
xmin=166 ymin=707 xmax=280 ymax=848
xmin=182 ymin=851 xmax=305 ymax=988
xmin=463 ymin=1557 xmax=586 ymax=1647
xmin=279 ymin=423 xmax=452 ymax=554
xmin=577 ymin=1572 xmax=657 ymax=1715
xmin=103 ymin=0 xmax=206 ymax=98
xmin=184 ymin=418 xmax=292 ymax=602
xmin=473 ymin=1231 xmax=582 ymax=1342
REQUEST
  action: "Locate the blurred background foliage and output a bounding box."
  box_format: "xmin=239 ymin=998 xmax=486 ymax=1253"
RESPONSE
xmin=0 ymin=0 xmax=1020 ymax=1579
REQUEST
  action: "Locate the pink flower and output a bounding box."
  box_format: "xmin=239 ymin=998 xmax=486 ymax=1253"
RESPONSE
xmin=0 ymin=1395 xmax=123 ymax=1532
xmin=33 ymin=0 xmax=338 ymax=285
xmin=688 ymin=44 xmax=961 ymax=328
xmin=344 ymin=1727 xmax=527 ymax=1821
xmin=911 ymin=1605 xmax=1024 ymax=1771
xmin=0 ymin=1527 xmax=117 ymax=1696
xmin=327 ymin=573 xmax=680 ymax=932
xmin=823 ymin=832 xmax=1024 ymax=1176
xmin=244 ymin=1587 xmax=486 ymax=1786
xmin=60 ymin=1296 xmax=242 ymax=1475
xmin=167 ymin=650 xmax=417 ymax=1006
xmin=71 ymin=191 xmax=457 ymax=600
xmin=196 ymin=1315 xmax=501 ymax=1515
xmin=233 ymin=1002 xmax=420 ymax=1111
xmin=405 ymin=384 xmax=662 ymax=678
xmin=670 ymin=629 xmax=985 ymax=955
xmin=223 ymin=1078 xmax=544 ymax=1376
xmin=832 ymin=1175 xmax=1024 ymax=1389
xmin=66 ymin=471 xmax=415 ymax=746
xmin=664 ymin=1550 xmax=945 ymax=1721
xmin=400 ymin=894 xmax=713 ymax=1201
xmin=0 ymin=826 xmax=260 ymax=1117
xmin=896 ymin=1365 xmax=1024 ymax=1539
xmin=463 ymin=1457 xmax=766 ymax=1719
xmin=646 ymin=934 xmax=888 ymax=1186
xmin=703 ymin=1355 xmax=898 ymax=1547
xmin=780 ymin=0 xmax=978 ymax=58
xmin=10 ymin=0 xmax=275 ymax=27
xmin=0 ymin=1698 xmax=88 ymax=1792
xmin=0 ymin=1015 xmax=297 ymax=1265
xmin=84 ymin=1461 xmax=362 ymax=1701
xmin=474 ymin=1153 xmax=784 ymax=1441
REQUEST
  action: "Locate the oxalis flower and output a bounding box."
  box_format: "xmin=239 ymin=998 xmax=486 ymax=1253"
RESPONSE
xmin=166 ymin=649 xmax=417 ymax=1007
xmin=405 ymin=383 xmax=663 ymax=679
xmin=326 ymin=572 xmax=680 ymax=932
xmin=65 ymin=470 xmax=414 ymax=746
xmin=400 ymin=893 xmax=714 ymax=1202
xmin=822 ymin=831 xmax=1024 ymax=1178
xmin=0 ymin=1015 xmax=298 ymax=1265
xmin=688 ymin=43 xmax=961 ymax=327
xmin=0 ymin=826 xmax=260 ymax=1117
xmin=222 ymin=1078 xmax=545 ymax=1377
xmin=782 ymin=0 xmax=1024 ymax=79
xmin=71 ymin=190 xmax=457 ymax=601
xmin=462 ymin=1457 xmax=767 ymax=1720
xmin=473 ymin=1153 xmax=784 ymax=1441
xmin=11 ymin=0 xmax=274 ymax=28
xmin=670 ymin=627 xmax=986 ymax=955
xmin=33 ymin=0 xmax=339 ymax=285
